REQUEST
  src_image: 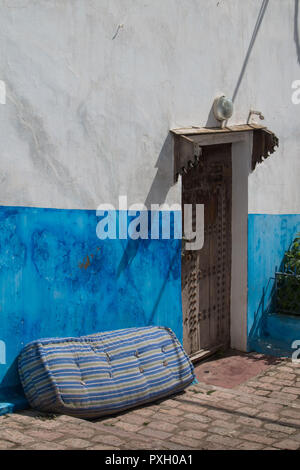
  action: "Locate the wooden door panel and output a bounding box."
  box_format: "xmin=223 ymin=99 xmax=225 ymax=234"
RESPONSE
xmin=182 ymin=144 xmax=232 ymax=357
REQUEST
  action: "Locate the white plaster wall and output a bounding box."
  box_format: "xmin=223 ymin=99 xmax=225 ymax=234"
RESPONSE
xmin=0 ymin=0 xmax=298 ymax=211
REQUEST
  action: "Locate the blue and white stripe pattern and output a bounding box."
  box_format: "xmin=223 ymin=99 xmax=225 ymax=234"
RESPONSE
xmin=18 ymin=326 xmax=195 ymax=418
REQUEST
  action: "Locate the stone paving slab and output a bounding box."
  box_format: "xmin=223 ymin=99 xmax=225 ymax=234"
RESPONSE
xmin=0 ymin=357 xmax=299 ymax=450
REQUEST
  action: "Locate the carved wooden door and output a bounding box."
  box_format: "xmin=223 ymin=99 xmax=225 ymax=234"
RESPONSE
xmin=182 ymin=144 xmax=232 ymax=357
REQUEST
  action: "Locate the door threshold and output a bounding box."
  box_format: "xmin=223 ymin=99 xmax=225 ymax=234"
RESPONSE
xmin=189 ymin=344 xmax=225 ymax=365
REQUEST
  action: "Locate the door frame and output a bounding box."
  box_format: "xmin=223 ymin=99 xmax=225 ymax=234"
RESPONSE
xmin=230 ymin=132 xmax=252 ymax=352
xmin=176 ymin=130 xmax=253 ymax=352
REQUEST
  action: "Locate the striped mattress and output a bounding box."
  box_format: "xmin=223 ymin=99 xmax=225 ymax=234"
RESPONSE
xmin=18 ymin=326 xmax=195 ymax=418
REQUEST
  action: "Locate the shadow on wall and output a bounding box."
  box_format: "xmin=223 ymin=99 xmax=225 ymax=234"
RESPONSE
xmin=248 ymin=226 xmax=300 ymax=355
xmin=144 ymin=133 xmax=175 ymax=209
xmin=230 ymin=0 xmax=299 ymax=105
xmin=295 ymin=0 xmax=300 ymax=65
xmin=0 ymin=357 xmax=27 ymax=405
xmin=117 ymin=133 xmax=175 ymax=276
xmin=205 ymin=104 xmax=220 ymax=127
xmin=248 ymin=273 xmax=276 ymax=347
xmin=232 ymin=0 xmax=269 ymax=103
xmin=0 ymin=358 xmax=19 ymax=390
xmin=117 ymin=133 xmax=181 ymax=322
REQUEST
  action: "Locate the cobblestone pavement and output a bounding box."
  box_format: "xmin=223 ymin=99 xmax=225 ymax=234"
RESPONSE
xmin=1 ymin=357 xmax=300 ymax=450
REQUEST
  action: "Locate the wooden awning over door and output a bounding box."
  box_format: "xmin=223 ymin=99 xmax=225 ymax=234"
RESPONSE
xmin=171 ymin=124 xmax=279 ymax=182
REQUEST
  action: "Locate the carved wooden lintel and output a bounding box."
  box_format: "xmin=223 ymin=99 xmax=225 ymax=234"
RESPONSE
xmin=252 ymin=128 xmax=279 ymax=171
xmin=171 ymin=124 xmax=279 ymax=182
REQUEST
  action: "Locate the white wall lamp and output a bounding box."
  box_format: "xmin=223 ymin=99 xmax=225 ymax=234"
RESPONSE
xmin=213 ymin=95 xmax=234 ymax=128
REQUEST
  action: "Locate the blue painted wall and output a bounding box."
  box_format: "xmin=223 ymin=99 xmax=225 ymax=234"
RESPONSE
xmin=0 ymin=206 xmax=182 ymax=404
xmin=248 ymin=214 xmax=300 ymax=356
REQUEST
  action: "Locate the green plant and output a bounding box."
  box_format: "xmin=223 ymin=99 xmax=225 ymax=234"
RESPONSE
xmin=276 ymin=233 xmax=300 ymax=315
xmin=283 ymin=233 xmax=300 ymax=274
